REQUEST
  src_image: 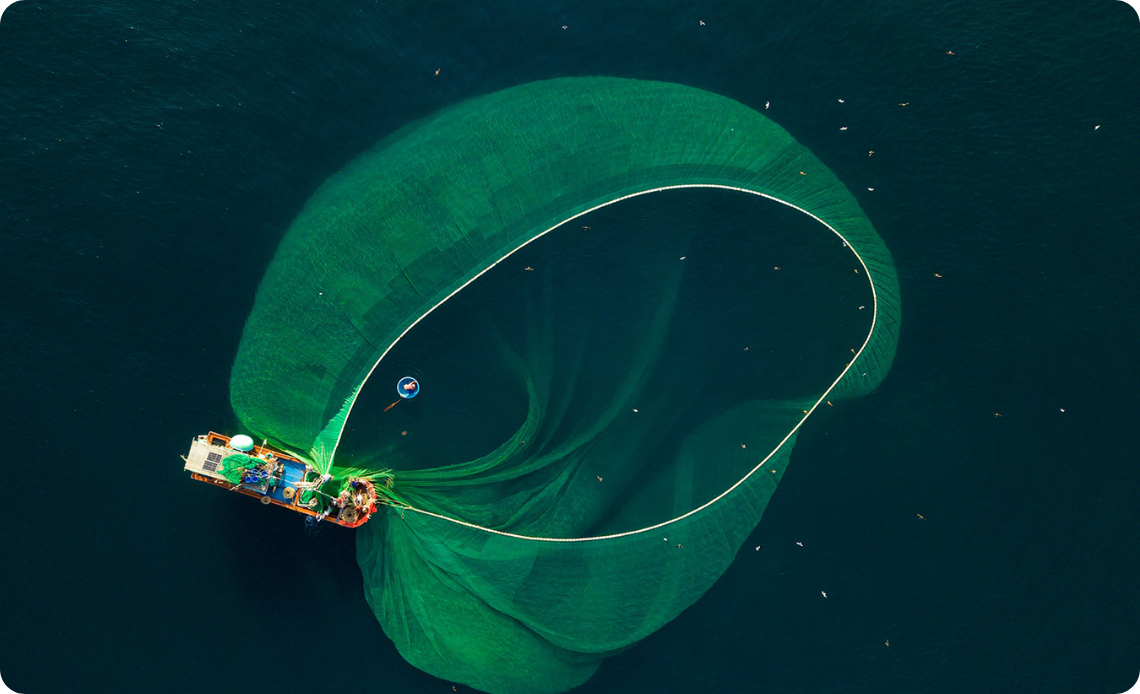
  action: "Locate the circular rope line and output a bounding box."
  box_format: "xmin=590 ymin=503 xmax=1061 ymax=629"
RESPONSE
xmin=343 ymin=183 xmax=884 ymax=542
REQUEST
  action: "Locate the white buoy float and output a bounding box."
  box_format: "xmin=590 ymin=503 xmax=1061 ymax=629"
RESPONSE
xmin=229 ymin=434 xmax=255 ymax=451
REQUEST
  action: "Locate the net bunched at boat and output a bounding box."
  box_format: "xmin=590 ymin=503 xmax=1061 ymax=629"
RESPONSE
xmin=184 ymin=77 xmax=901 ymax=694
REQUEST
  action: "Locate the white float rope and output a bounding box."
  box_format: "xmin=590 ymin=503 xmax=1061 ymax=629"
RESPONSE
xmin=324 ymin=184 xmax=886 ymax=543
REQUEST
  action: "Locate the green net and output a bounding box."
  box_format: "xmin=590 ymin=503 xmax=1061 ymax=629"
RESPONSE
xmin=230 ymin=77 xmax=900 ymax=693
xmin=218 ymin=453 xmax=262 ymax=485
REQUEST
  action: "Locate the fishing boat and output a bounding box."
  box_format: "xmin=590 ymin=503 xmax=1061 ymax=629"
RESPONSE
xmin=182 ymin=432 xmax=378 ymax=528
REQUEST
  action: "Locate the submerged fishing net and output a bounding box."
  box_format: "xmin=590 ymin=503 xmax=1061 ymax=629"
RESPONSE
xmin=230 ymin=77 xmax=900 ymax=693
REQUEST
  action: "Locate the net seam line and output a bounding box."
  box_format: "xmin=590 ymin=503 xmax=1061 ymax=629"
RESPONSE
xmin=334 ymin=183 xmax=882 ymax=542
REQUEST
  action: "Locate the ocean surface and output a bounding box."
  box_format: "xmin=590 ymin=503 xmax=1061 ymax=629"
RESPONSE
xmin=2 ymin=1 xmax=1138 ymax=692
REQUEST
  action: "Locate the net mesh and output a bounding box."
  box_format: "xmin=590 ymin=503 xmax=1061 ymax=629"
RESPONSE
xmin=229 ymin=77 xmax=901 ymax=694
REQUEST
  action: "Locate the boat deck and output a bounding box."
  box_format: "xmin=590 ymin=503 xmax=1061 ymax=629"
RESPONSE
xmin=183 ymin=432 xmax=375 ymax=528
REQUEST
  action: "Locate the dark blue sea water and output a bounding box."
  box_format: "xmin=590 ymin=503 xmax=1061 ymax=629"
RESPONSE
xmin=2 ymin=1 xmax=1138 ymax=693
